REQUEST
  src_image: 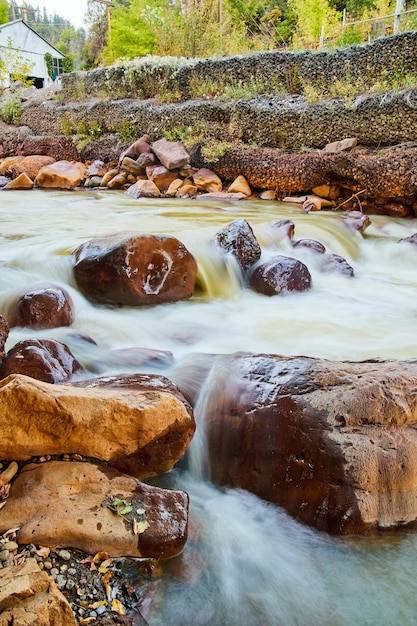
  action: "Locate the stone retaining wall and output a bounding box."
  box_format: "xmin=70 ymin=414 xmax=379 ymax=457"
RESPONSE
xmin=61 ymin=31 xmax=417 ymax=101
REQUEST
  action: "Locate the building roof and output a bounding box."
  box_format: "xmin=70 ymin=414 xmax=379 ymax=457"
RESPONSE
xmin=0 ymin=19 xmax=65 ymax=58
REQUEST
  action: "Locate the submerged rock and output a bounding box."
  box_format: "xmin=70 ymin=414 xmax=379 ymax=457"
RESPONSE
xmin=8 ymin=285 xmax=74 ymax=329
xmin=73 ymin=232 xmax=197 ymax=306
xmin=0 ymin=338 xmax=83 ymax=383
xmin=249 ymin=255 xmax=312 ymax=295
xmin=213 ymin=218 xmax=261 ymax=272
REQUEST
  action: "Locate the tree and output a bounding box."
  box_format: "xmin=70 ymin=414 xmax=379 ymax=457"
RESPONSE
xmin=0 ymin=0 xmax=8 ymax=24
xmin=289 ymin=0 xmax=341 ymax=45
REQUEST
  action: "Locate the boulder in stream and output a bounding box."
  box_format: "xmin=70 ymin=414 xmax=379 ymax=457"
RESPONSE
xmin=249 ymin=255 xmax=312 ymax=295
xmin=213 ymin=218 xmax=261 ymax=272
xmin=73 ymin=232 xmax=197 ymax=306
xmin=204 ymin=353 xmax=417 ymax=534
xmin=8 ymin=285 xmax=75 ymax=329
xmin=0 ymin=372 xmax=195 ymax=477
xmin=0 ymin=461 xmax=188 ymax=559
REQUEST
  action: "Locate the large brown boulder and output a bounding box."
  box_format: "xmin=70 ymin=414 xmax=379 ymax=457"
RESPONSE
xmin=0 ymin=373 xmax=194 ymax=477
xmin=0 ymin=338 xmax=83 ymax=383
xmin=204 ymin=353 xmax=417 ymax=534
xmin=7 ymin=155 xmax=55 ymax=179
xmin=0 ymin=559 xmax=76 ymax=626
xmin=0 ymin=461 xmax=189 ymax=559
xmin=73 ymin=232 xmax=197 ymax=306
xmin=213 ymin=219 xmax=261 ymax=272
xmin=8 ymin=286 xmax=75 ymax=329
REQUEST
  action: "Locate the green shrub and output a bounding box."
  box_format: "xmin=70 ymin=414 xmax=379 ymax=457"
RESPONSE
xmin=1 ymin=92 xmax=22 ymax=125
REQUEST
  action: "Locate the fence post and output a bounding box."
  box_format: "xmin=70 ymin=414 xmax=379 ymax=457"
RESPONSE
xmin=394 ymin=0 xmax=405 ymax=32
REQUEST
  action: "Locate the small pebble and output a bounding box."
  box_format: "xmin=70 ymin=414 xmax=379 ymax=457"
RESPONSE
xmin=0 ymin=550 xmax=10 ymax=561
xmin=96 ymin=605 xmax=107 ymax=616
xmin=57 ymin=549 xmax=71 ymax=561
xmin=89 ymin=611 xmax=98 ymax=618
xmin=66 ymin=578 xmax=76 ymax=590
xmin=50 ymin=567 xmax=59 ymax=577
xmin=68 ymin=567 xmax=77 ymax=576
xmin=55 ymin=574 xmax=67 ymax=590
xmin=60 ymin=564 xmax=68 ymax=572
xmin=3 ymin=541 xmax=18 ymax=552
xmin=43 ymin=560 xmax=53 ymax=570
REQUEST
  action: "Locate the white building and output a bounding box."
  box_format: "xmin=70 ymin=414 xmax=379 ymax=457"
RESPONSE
xmin=0 ymin=19 xmax=64 ymax=88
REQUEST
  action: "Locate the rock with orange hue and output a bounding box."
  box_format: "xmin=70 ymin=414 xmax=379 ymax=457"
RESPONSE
xmin=0 ymin=156 xmax=25 ymax=175
xmin=35 ymin=160 xmax=86 ymax=189
xmin=120 ymin=156 xmax=145 ymax=177
xmin=0 ymin=559 xmax=77 ymax=625
xmin=0 ymin=338 xmax=83 ymax=383
xmin=3 ymin=172 xmax=33 ymax=189
xmin=0 ymin=462 xmax=189 ymax=559
xmin=228 ymin=175 xmax=252 ymax=196
xmin=73 ymin=232 xmax=197 ymax=306
xmin=146 ymin=164 xmax=179 ymax=191
xmin=193 ymin=168 xmax=222 ymax=193
xmin=9 ymin=155 xmax=55 ymax=179
xmin=166 ymin=178 xmax=184 ymax=197
xmin=151 ymin=138 xmax=190 ymax=170
xmin=205 ymin=353 xmax=417 ymax=534
xmin=249 ymin=256 xmax=312 ymax=295
xmin=213 ymin=218 xmax=261 ymax=272
xmin=101 ymin=168 xmax=119 ymax=186
xmin=0 ymin=372 xmax=194 ymax=477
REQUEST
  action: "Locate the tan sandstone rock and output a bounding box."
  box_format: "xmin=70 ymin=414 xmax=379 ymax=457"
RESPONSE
xmin=0 ymin=373 xmax=194 ymax=477
xmin=126 ymin=179 xmax=161 ymax=198
xmin=0 ymin=462 xmax=189 ymax=559
xmin=35 ymin=160 xmax=86 ymax=189
xmin=8 ymin=155 xmax=55 ymax=179
xmin=3 ymin=173 xmax=33 ymax=190
xmin=193 ymin=168 xmax=223 ymax=193
xmin=0 ymin=559 xmax=76 ymax=625
xmin=227 ymin=175 xmax=252 ymax=196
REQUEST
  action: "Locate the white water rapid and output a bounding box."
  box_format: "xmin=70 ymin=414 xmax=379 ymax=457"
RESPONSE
xmin=2 ymin=189 xmax=417 ymax=625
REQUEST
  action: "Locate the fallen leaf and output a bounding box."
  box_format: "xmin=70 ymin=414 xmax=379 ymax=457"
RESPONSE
xmin=79 ymin=618 xmax=96 ymax=625
xmin=35 ymin=547 xmax=50 ymax=558
xmin=104 ymin=581 xmax=112 ymax=603
xmin=88 ymin=600 xmax=107 ymax=610
xmin=98 ymin=558 xmax=113 ymax=573
xmin=111 ymin=599 xmax=125 ymax=615
xmin=133 ymin=519 xmax=149 ymax=535
xmin=93 ymin=551 xmax=109 ymax=563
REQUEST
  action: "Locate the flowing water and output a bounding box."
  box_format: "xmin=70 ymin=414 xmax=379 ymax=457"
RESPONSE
xmin=2 ymin=189 xmax=417 ymax=625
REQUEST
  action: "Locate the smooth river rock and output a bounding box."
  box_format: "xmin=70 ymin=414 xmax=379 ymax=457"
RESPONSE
xmin=204 ymin=353 xmax=417 ymax=534
xmin=0 ymin=461 xmax=189 ymax=559
xmin=249 ymin=255 xmax=312 ymax=295
xmin=0 ymin=373 xmax=194 ymax=477
xmin=73 ymin=232 xmax=197 ymax=306
xmin=0 ymin=316 xmax=8 ymax=363
xmin=213 ymin=218 xmax=261 ymax=272
xmin=8 ymin=285 xmax=75 ymax=329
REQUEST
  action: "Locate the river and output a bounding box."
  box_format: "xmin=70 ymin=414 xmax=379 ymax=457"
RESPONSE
xmin=1 ymin=189 xmax=417 ymax=625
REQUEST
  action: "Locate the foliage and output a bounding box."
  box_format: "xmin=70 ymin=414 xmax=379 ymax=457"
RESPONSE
xmin=289 ymin=0 xmax=341 ymax=46
xmin=44 ymin=52 xmax=53 ymax=78
xmin=0 ymin=0 xmax=8 ymax=24
xmin=0 ymin=37 xmax=34 ymax=85
xmin=1 ymin=92 xmax=22 ymax=124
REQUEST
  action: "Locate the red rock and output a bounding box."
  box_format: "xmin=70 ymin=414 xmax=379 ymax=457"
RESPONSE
xmin=343 ymin=211 xmax=371 ymax=233
xmin=120 ymin=135 xmax=152 ymax=161
xmin=269 ymin=219 xmax=295 ymax=240
xmin=0 ymin=338 xmax=84 ymax=383
xmin=151 ymin=138 xmax=190 ymax=170
xmin=213 ymin=218 xmax=261 ymax=272
xmin=8 ymin=286 xmax=74 ymax=329
xmin=146 ymin=164 xmax=179 ymax=190
xmin=292 ymin=239 xmax=326 ymax=253
xmin=205 ymin=354 xmax=417 ymax=534
xmin=73 ymin=232 xmax=197 ymax=306
xmin=249 ymin=255 xmax=312 ymax=295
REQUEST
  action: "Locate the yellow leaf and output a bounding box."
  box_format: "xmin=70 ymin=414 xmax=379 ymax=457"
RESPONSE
xmin=35 ymin=547 xmax=50 ymax=558
xmin=93 ymin=551 xmax=109 ymax=563
xmin=79 ymin=618 xmax=96 ymax=625
xmin=88 ymin=600 xmax=107 ymax=610
xmin=111 ymin=599 xmax=125 ymax=615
